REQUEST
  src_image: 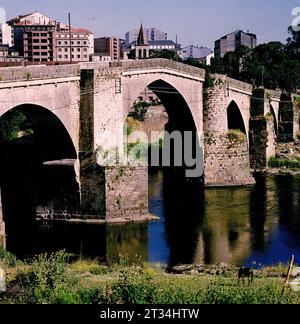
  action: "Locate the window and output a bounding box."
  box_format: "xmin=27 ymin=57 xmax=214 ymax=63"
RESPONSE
xmin=83 ymin=48 xmax=87 ymax=52
xmin=58 ymin=48 xmax=62 ymax=52
xmin=64 ymin=48 xmax=68 ymax=52
xmin=65 ymin=41 xmax=68 ymax=45
xmin=64 ymin=55 xmax=68 ymax=59
xmin=58 ymin=55 xmax=62 ymax=58
xmin=77 ymin=55 xmax=81 ymax=58
xmin=77 ymin=48 xmax=80 ymax=52
xmin=58 ymin=41 xmax=62 ymax=45
xmin=77 ymin=41 xmax=80 ymax=45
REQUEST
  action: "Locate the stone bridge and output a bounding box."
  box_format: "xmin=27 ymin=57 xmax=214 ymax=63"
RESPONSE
xmin=0 ymin=59 xmax=298 ymax=245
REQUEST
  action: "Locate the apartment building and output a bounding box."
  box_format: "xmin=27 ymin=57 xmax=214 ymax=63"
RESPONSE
xmin=8 ymin=11 xmax=94 ymax=63
xmin=56 ymin=29 xmax=94 ymax=62
xmin=94 ymin=37 xmax=121 ymax=61
xmin=125 ymin=26 xmax=167 ymax=45
xmin=215 ymin=30 xmax=257 ymax=61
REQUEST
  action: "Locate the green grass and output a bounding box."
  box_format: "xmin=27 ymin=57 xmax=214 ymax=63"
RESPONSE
xmin=1 ymin=251 xmax=299 ymax=304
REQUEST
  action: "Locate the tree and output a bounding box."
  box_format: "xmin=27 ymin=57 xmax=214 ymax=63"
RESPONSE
xmin=0 ymin=111 xmax=28 ymax=142
xmin=286 ymin=26 xmax=300 ymax=60
xmin=150 ymin=49 xmax=181 ymax=61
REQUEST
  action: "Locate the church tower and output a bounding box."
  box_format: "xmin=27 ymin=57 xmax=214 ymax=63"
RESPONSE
xmin=135 ymin=24 xmax=150 ymax=59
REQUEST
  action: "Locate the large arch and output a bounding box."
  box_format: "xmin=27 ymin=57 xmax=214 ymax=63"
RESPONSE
xmin=0 ymin=104 xmax=79 ymax=231
xmin=122 ymin=72 xmax=203 ymax=135
xmin=125 ymin=79 xmax=204 ymax=179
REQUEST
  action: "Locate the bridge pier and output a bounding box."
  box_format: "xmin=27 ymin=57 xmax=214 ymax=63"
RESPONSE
xmin=250 ymin=89 xmax=280 ymax=170
xmin=80 ymin=154 xmax=151 ymax=222
xmin=204 ymin=75 xmax=255 ymax=186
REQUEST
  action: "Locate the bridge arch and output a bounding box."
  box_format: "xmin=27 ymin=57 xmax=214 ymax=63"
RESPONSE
xmin=227 ymin=100 xmax=247 ymax=135
xmin=0 ymin=104 xmax=79 ymax=229
xmin=122 ymin=72 xmax=203 ymax=134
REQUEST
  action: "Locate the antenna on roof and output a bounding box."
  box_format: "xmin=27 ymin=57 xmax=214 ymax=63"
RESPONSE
xmin=68 ymin=12 xmax=72 ymax=64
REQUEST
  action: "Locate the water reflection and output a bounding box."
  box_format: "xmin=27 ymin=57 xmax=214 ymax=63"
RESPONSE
xmin=3 ymin=168 xmax=300 ymax=267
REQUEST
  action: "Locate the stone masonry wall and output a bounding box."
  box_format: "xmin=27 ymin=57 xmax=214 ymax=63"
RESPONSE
xmin=205 ymin=134 xmax=255 ymax=186
xmin=204 ymin=74 xmax=255 ymax=186
xmin=105 ymin=166 xmax=148 ymax=221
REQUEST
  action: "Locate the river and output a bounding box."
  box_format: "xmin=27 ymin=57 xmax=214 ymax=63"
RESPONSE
xmin=3 ymin=168 xmax=300 ymax=268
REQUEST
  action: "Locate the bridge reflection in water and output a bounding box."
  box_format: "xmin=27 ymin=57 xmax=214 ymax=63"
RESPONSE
xmin=3 ymin=168 xmax=300 ymax=267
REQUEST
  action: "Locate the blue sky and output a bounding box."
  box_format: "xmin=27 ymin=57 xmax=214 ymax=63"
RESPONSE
xmin=0 ymin=0 xmax=299 ymax=48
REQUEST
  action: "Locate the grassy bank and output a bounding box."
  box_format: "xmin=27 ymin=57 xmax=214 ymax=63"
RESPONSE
xmin=0 ymin=250 xmax=299 ymax=304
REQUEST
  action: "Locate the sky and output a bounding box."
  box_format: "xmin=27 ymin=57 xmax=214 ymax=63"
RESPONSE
xmin=0 ymin=0 xmax=299 ymax=48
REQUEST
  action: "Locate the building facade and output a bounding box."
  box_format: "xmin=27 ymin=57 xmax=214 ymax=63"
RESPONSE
xmin=94 ymin=37 xmax=121 ymax=61
xmin=214 ymin=30 xmax=257 ymax=61
xmin=0 ymin=23 xmax=14 ymax=47
xmin=8 ymin=11 xmax=94 ymax=63
xmin=0 ymin=45 xmax=23 ymax=63
xmin=180 ymin=45 xmax=212 ymax=60
xmin=125 ymin=26 xmax=167 ymax=45
xmin=56 ymin=29 xmax=94 ymax=63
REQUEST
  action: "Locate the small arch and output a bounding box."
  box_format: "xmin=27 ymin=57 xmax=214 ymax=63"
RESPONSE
xmin=138 ymin=49 xmax=142 ymax=59
xmin=143 ymin=49 xmax=147 ymax=58
xmin=227 ymin=101 xmax=247 ymax=134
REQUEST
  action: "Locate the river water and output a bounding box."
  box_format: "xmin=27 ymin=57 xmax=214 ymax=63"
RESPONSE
xmin=4 ymin=169 xmax=300 ymax=268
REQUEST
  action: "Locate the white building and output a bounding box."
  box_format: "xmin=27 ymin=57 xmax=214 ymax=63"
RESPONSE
xmin=180 ymin=45 xmax=212 ymax=60
xmin=56 ymin=28 xmax=94 ymax=62
xmin=0 ymin=23 xmax=14 ymax=47
xmin=125 ymin=27 xmax=167 ymax=45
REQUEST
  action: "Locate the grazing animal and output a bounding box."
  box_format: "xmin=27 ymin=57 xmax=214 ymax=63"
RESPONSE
xmin=238 ymin=267 xmax=254 ymax=285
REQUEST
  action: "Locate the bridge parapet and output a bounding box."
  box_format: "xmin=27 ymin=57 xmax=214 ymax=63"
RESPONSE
xmin=210 ymin=73 xmax=253 ymax=95
xmin=110 ymin=59 xmax=206 ymax=79
xmin=0 ymin=64 xmax=80 ymax=82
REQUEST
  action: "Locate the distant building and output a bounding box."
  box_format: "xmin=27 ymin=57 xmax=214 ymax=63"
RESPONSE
xmin=56 ymin=28 xmax=94 ymax=63
xmin=0 ymin=45 xmax=23 ymax=62
xmin=214 ymin=30 xmax=257 ymax=61
xmin=148 ymin=28 xmax=167 ymax=42
xmin=89 ymin=53 xmax=111 ymax=62
xmin=125 ymin=26 xmax=167 ymax=45
xmin=94 ymin=37 xmax=121 ymax=61
xmin=134 ymin=24 xmax=150 ymax=59
xmin=8 ymin=11 xmax=94 ymax=63
xmin=126 ymin=38 xmax=181 ymax=57
xmin=180 ymin=45 xmax=212 ymax=60
xmin=198 ymin=52 xmax=215 ymax=66
xmin=0 ymin=23 xmax=14 ymax=47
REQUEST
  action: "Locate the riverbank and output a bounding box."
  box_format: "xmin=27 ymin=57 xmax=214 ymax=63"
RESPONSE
xmin=0 ymin=250 xmax=299 ymax=304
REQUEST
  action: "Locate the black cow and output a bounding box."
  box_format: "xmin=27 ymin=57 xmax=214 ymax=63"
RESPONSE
xmin=238 ymin=267 xmax=254 ymax=285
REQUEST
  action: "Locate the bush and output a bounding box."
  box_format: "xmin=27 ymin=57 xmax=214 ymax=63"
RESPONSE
xmin=107 ymin=265 xmax=158 ymax=304
xmin=226 ymin=130 xmax=246 ymax=144
xmin=0 ymin=248 xmax=18 ymax=268
xmin=268 ymin=157 xmax=300 ymax=169
xmin=17 ymin=251 xmax=79 ymax=304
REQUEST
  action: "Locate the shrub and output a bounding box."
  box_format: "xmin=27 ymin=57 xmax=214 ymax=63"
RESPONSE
xmin=268 ymin=157 xmax=300 ymax=169
xmin=0 ymin=248 xmax=18 ymax=268
xmin=226 ymin=130 xmax=246 ymax=144
xmin=17 ymin=251 xmax=79 ymax=304
xmin=107 ymin=265 xmax=158 ymax=304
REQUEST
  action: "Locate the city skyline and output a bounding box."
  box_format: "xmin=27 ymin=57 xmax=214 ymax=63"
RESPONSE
xmin=0 ymin=0 xmax=299 ymax=48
